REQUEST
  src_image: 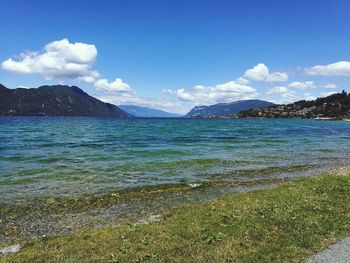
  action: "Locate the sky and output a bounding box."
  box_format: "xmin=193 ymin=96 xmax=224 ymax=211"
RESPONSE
xmin=1 ymin=0 xmax=350 ymax=114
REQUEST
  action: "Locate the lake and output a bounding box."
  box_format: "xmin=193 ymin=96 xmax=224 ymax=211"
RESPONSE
xmin=1 ymin=117 xmax=350 ymax=205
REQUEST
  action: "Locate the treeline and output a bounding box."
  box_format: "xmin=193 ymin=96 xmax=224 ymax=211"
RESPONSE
xmin=237 ymin=90 xmax=350 ymax=119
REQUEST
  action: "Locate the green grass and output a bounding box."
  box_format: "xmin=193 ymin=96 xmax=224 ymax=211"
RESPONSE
xmin=2 ymin=169 xmax=350 ymax=262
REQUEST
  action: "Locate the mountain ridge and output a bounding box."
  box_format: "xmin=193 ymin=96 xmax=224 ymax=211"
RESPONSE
xmin=0 ymin=83 xmax=130 ymax=117
xmin=185 ymin=99 xmax=275 ymax=117
xmin=119 ymin=104 xmax=181 ymax=117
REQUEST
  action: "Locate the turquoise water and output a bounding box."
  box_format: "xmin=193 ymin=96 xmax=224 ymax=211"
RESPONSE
xmin=1 ymin=117 xmax=350 ymax=204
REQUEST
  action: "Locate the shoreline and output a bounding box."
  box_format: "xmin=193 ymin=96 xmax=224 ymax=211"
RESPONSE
xmin=0 ymin=166 xmax=350 ymax=262
xmin=0 ymin=163 xmax=332 ymax=246
xmin=1 ymin=177 xmax=287 ymax=246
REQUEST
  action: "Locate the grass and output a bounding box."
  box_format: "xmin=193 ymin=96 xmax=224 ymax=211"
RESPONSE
xmin=2 ymin=168 xmax=350 ymax=262
xmin=0 ymin=177 xmax=285 ymax=243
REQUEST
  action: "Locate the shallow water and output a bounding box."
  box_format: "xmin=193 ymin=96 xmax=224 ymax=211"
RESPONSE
xmin=1 ymin=117 xmax=350 ymax=204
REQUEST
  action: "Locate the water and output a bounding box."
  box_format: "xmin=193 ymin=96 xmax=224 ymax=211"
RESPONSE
xmin=1 ymin=117 xmax=350 ymax=204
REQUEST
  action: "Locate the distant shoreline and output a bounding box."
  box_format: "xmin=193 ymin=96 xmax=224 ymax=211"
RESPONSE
xmin=2 ymin=115 xmax=350 ymax=121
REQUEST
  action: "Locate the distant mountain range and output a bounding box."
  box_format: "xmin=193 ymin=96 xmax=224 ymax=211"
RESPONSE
xmin=119 ymin=105 xmax=180 ymax=117
xmin=5 ymin=82 xmax=346 ymax=119
xmin=0 ymin=83 xmax=130 ymax=117
xmin=237 ymin=90 xmax=350 ymax=119
xmin=185 ymin=100 xmax=275 ymax=117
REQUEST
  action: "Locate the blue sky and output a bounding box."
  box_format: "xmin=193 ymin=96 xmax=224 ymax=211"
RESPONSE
xmin=1 ymin=0 xmax=350 ymax=113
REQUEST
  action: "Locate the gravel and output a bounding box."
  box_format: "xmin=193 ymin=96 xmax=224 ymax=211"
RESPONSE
xmin=307 ymin=237 xmax=350 ymax=263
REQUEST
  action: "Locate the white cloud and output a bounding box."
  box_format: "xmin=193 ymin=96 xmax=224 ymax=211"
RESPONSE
xmin=164 ymin=79 xmax=257 ymax=106
xmin=302 ymin=93 xmax=317 ymax=101
xmin=235 ymin=77 xmax=250 ymax=84
xmin=94 ymin=78 xmax=132 ymax=93
xmin=1 ymin=39 xmax=99 ymax=82
xmin=266 ymin=86 xmax=290 ymax=95
xmin=305 ymin=61 xmax=350 ymax=76
xmin=244 ymin=63 xmax=288 ymax=82
xmin=215 ymin=80 xmax=256 ymax=93
xmin=265 ymin=86 xmax=302 ymax=104
xmin=288 ymin=81 xmax=315 ymax=89
xmin=173 ymin=88 xmax=193 ymax=101
xmin=94 ymin=78 xmax=186 ymax=113
xmin=78 ymin=73 xmax=100 ymax=83
xmin=98 ymin=94 xmax=185 ymax=114
xmin=320 ymin=91 xmax=337 ymax=97
xmin=266 ymin=86 xmax=322 ymax=104
xmin=323 ymin=83 xmax=337 ymax=89
xmin=164 ymin=63 xmax=292 ymax=108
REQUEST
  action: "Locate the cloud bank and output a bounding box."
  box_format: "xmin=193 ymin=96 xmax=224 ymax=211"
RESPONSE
xmin=305 ymin=61 xmax=350 ymax=76
xmin=1 ymin=39 xmax=99 ymax=82
xmin=164 ymin=79 xmax=257 ymax=106
xmin=163 ymin=63 xmax=291 ymax=107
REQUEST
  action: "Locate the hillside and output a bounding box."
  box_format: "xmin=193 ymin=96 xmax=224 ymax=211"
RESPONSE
xmin=238 ymin=90 xmax=350 ymax=119
xmin=0 ymin=83 xmax=130 ymax=117
xmin=186 ymin=100 xmax=275 ymax=117
xmin=119 ymin=105 xmax=180 ymax=117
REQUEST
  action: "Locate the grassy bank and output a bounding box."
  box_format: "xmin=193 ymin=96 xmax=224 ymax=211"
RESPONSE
xmin=2 ymin=168 xmax=350 ymax=262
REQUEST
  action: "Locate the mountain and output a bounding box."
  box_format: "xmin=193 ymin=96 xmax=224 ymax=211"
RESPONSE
xmin=119 ymin=105 xmax=181 ymax=117
xmin=185 ymin=100 xmax=275 ymax=117
xmin=237 ymin=90 xmax=350 ymax=119
xmin=0 ymin=83 xmax=130 ymax=117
